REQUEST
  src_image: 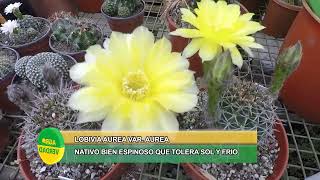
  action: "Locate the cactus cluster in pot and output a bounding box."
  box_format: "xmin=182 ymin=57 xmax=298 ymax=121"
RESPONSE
xmin=50 ymin=18 xmax=103 ymax=53
xmin=102 ymin=0 xmax=144 ymax=17
xmin=8 ymin=82 xmax=113 ymax=179
xmin=0 ymin=3 xmax=50 ymax=46
xmin=14 ymin=52 xmax=74 ymax=90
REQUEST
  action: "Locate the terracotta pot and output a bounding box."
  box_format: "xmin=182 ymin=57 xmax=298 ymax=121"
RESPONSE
xmin=166 ymin=3 xmax=248 ymax=78
xmin=17 ymin=134 xmax=130 ymax=180
xmin=72 ymin=0 xmax=104 ymax=13
xmin=0 ymin=47 xmax=19 ymax=113
xmin=239 ymin=0 xmax=261 ymax=13
xmin=0 ymin=17 xmax=51 ymax=56
xmin=182 ymin=120 xmax=289 ymax=180
xmin=280 ymin=0 xmax=320 ymax=124
xmin=101 ymin=0 xmax=145 ymax=33
xmin=262 ymin=0 xmax=302 ymax=38
xmin=26 ymin=0 xmax=77 ymax=18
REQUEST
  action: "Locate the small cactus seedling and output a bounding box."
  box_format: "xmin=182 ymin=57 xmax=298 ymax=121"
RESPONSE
xmin=103 ymin=0 xmax=143 ymax=17
xmin=282 ymin=0 xmax=302 ymax=6
xmin=0 ymin=48 xmax=17 ymax=80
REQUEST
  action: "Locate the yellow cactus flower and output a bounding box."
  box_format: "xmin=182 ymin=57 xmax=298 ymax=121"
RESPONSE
xmin=68 ymin=26 xmax=198 ymax=131
xmin=170 ymin=0 xmax=265 ymax=68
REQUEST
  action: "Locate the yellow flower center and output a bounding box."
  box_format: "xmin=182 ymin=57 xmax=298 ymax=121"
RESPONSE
xmin=122 ymin=70 xmax=149 ymax=100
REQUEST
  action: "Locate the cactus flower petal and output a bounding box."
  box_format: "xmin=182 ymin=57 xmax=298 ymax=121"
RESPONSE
xmin=183 ymin=39 xmax=202 ymax=58
xmin=170 ymin=28 xmax=202 ymax=38
xmin=230 ymin=47 xmax=243 ymax=68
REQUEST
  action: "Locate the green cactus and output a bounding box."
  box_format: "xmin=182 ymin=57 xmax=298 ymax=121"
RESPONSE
xmin=270 ymin=42 xmax=302 ymax=96
xmin=103 ymin=0 xmax=142 ymax=17
xmin=215 ymin=77 xmax=277 ymax=147
xmin=203 ymin=51 xmax=234 ymax=117
xmin=52 ymin=19 xmax=102 ymax=51
xmin=25 ymin=52 xmax=70 ymax=89
xmin=69 ymin=23 xmax=101 ymax=51
xmin=15 ymin=56 xmax=32 ymax=79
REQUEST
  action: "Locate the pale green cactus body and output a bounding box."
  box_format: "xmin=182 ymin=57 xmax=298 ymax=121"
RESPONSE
xmin=203 ymin=51 xmax=234 ymax=117
xmin=270 ymin=42 xmax=302 ymax=96
xmin=215 ymin=77 xmax=277 ymax=147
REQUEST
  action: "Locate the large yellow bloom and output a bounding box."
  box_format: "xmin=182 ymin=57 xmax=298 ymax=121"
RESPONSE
xmin=170 ymin=0 xmax=265 ymax=68
xmin=68 ymin=26 xmax=198 ymax=131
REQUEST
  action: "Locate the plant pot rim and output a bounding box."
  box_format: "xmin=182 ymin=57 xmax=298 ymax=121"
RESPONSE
xmin=181 ymin=119 xmax=289 ymax=180
xmin=101 ymin=0 xmax=145 ymax=20
xmin=273 ymin=0 xmax=303 ymax=11
xmin=166 ymin=2 xmax=248 ymax=30
xmin=0 ymin=17 xmax=51 ymax=49
xmin=49 ymin=19 xmax=103 ymax=56
xmin=302 ymin=0 xmax=320 ymax=23
xmin=0 ymin=47 xmax=19 ymax=83
xmin=17 ymin=132 xmax=129 ymax=180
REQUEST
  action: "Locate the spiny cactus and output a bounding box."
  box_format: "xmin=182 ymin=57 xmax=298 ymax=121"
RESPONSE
xmin=215 ymin=77 xmax=277 ymax=147
xmin=17 ymin=82 xmax=102 ymax=179
xmin=15 ymin=56 xmax=31 ymax=79
xmin=270 ymin=41 xmax=302 ymax=96
xmin=103 ymin=0 xmax=142 ymax=17
xmin=25 ymin=52 xmax=70 ymax=89
xmin=69 ymin=23 xmax=101 ymax=50
xmin=0 ymin=48 xmax=16 ymax=80
xmin=52 ymin=19 xmax=102 ymax=51
xmin=203 ymin=51 xmax=233 ymax=117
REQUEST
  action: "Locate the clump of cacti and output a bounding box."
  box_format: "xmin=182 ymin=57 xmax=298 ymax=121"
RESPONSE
xmin=14 ymin=52 xmax=74 ymax=90
xmin=0 ymin=48 xmax=17 ymax=80
xmin=51 ymin=18 xmax=102 ymax=52
xmin=102 ymin=0 xmax=143 ymax=17
xmin=0 ymin=3 xmax=49 ymax=46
